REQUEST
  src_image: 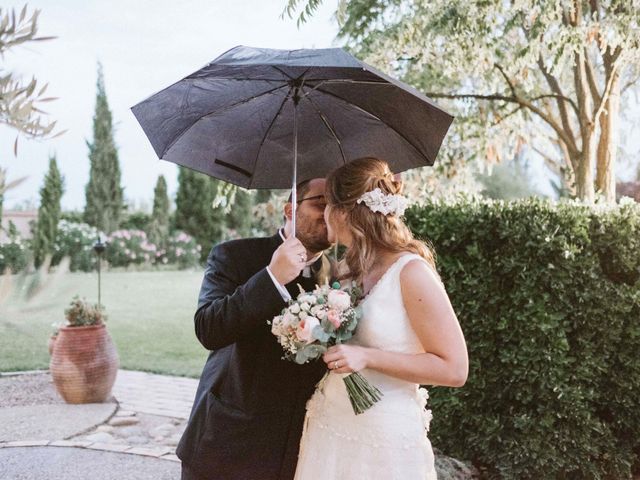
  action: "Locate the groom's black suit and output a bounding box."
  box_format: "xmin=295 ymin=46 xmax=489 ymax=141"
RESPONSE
xmin=177 ymin=232 xmax=327 ymax=480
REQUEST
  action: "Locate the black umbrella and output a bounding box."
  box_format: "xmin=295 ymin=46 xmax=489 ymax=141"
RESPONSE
xmin=132 ymin=45 xmax=453 ymax=232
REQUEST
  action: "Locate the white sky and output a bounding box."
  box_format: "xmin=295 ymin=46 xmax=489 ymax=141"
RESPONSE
xmin=0 ymin=0 xmax=341 ymax=211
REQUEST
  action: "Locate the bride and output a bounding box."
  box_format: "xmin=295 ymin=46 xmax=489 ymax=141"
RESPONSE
xmin=294 ymin=157 xmax=469 ymax=480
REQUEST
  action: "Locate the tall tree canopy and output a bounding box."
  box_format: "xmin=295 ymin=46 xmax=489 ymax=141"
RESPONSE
xmin=33 ymin=155 xmax=64 ymax=267
xmin=149 ymin=175 xmax=170 ymax=249
xmin=175 ymin=167 xmax=227 ymax=259
xmin=287 ymin=0 xmax=640 ymax=202
xmin=84 ymin=63 xmax=124 ymax=233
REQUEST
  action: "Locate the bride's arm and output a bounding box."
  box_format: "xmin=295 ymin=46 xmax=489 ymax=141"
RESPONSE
xmin=323 ymin=259 xmax=468 ymax=387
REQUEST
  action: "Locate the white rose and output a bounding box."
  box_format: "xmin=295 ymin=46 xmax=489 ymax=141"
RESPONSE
xmin=282 ymin=312 xmax=297 ymax=327
xmin=289 ymin=303 xmax=301 ymax=314
xmin=299 ymin=311 xmax=309 ymax=320
xmin=300 ymin=302 xmax=311 ymax=312
xmin=327 ymin=290 xmax=351 ymax=311
xmin=295 ymin=316 xmax=320 ymax=344
xmin=271 ymin=316 xmax=285 ymax=336
xmin=297 ymin=292 xmax=316 ymax=303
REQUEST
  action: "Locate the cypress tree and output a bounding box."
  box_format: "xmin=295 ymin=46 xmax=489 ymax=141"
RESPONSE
xmin=33 ymin=155 xmax=65 ymax=267
xmin=84 ymin=62 xmax=124 ymax=233
xmin=175 ymin=167 xmax=226 ymax=259
xmin=226 ymin=187 xmax=253 ymax=237
xmin=254 ymin=189 xmax=272 ymax=203
xmin=149 ymin=175 xmax=170 ymax=249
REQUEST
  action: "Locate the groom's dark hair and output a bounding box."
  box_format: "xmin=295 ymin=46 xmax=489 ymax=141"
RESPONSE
xmin=286 ymin=179 xmax=312 ymax=203
xmin=283 ymin=180 xmax=313 ymax=223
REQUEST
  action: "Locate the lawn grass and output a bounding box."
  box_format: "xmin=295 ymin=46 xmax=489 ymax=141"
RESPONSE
xmin=0 ymin=270 xmax=210 ymax=377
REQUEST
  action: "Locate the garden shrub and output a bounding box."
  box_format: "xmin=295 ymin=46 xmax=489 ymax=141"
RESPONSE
xmin=106 ymin=229 xmax=157 ymax=268
xmin=52 ymin=220 xmax=101 ymax=272
xmin=120 ymin=211 xmax=152 ymax=232
xmin=162 ymin=231 xmax=201 ymax=269
xmin=405 ymin=197 xmax=640 ymax=479
xmin=0 ymin=223 xmax=30 ymax=273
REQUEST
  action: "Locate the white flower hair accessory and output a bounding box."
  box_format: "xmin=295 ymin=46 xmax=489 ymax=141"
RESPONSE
xmin=356 ymin=188 xmax=410 ymax=217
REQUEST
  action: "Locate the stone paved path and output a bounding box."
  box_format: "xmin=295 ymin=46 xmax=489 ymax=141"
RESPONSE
xmin=0 ymin=369 xmax=199 ymax=476
xmin=112 ymin=369 xmax=198 ymax=419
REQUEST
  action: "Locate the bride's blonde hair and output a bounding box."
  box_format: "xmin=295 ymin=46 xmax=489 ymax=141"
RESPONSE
xmin=325 ymin=157 xmax=437 ymax=283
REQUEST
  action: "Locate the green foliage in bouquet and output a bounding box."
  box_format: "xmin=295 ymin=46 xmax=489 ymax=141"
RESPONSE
xmin=405 ymin=197 xmax=640 ymax=479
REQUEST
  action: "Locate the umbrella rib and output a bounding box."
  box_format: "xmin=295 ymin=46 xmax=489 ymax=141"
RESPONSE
xmin=313 ymin=86 xmax=431 ymax=164
xmin=271 ymin=65 xmax=295 ymax=80
xmin=161 ymin=84 xmax=288 ymax=158
xmin=191 ymin=77 xmax=290 ymax=82
xmin=305 ymin=79 xmax=389 ymax=89
xmin=270 ymin=65 xmax=313 ymax=83
xmin=248 ymin=88 xmax=294 ymax=189
xmin=191 ymin=77 xmax=387 ymax=84
xmin=300 ymin=87 xmax=347 ymax=165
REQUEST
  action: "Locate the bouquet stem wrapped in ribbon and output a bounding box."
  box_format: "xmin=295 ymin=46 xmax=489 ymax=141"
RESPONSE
xmin=270 ymin=282 xmax=383 ymax=415
xmin=342 ymin=371 xmax=383 ymax=414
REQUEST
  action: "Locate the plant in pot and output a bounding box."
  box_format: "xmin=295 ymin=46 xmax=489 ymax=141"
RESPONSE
xmin=48 ymin=322 xmax=62 ymax=355
xmin=49 ymin=296 xmax=119 ymax=403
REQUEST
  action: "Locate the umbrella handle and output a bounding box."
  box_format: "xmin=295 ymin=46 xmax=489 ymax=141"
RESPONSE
xmin=291 ymin=89 xmax=300 ymax=238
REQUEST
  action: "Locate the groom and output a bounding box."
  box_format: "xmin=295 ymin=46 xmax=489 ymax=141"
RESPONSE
xmin=177 ymin=178 xmax=331 ymax=480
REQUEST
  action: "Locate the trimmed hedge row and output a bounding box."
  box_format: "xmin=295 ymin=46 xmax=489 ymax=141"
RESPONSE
xmin=405 ymin=197 xmax=640 ymax=479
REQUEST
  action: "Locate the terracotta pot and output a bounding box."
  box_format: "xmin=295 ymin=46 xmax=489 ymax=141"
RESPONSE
xmin=49 ymin=324 xmax=119 ymax=404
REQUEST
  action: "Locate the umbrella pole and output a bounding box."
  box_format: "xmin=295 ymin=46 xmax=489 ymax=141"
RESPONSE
xmin=291 ymin=87 xmax=300 ymax=237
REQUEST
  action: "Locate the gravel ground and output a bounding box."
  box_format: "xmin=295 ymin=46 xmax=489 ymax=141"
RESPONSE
xmin=0 ymin=447 xmax=180 ymax=480
xmin=0 ymin=372 xmax=65 ymax=408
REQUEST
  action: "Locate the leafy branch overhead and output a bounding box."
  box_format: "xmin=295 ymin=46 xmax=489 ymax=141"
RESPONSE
xmin=0 ymin=5 xmax=60 ymax=147
xmin=284 ymin=0 xmax=640 ymax=203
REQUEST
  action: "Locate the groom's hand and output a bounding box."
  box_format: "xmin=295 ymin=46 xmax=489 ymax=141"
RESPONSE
xmin=269 ymin=237 xmax=307 ymax=286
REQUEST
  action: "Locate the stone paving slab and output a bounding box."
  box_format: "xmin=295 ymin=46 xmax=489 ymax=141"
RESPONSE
xmin=112 ymin=370 xmax=197 ymax=419
xmin=0 ymin=446 xmax=180 ymax=480
xmin=0 ymin=403 xmax=117 ymax=442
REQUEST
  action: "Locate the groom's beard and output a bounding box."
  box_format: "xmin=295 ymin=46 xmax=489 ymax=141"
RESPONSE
xmin=297 ymin=219 xmax=331 ymax=253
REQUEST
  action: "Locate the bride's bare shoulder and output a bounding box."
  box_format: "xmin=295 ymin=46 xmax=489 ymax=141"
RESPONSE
xmin=399 ymin=256 xmax=445 ymax=291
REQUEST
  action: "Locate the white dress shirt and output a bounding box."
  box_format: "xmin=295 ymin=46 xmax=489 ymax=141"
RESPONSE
xmin=266 ymin=229 xmax=322 ymax=302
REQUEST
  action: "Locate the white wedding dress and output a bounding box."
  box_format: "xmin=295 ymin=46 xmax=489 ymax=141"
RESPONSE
xmin=295 ymin=254 xmax=437 ymax=480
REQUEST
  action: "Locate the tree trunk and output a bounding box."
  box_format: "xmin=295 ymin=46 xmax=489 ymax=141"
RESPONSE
xmin=557 ymin=139 xmax=577 ymax=197
xmin=576 ymin=127 xmax=597 ymax=203
xmin=574 ymin=47 xmax=596 ymax=204
xmin=596 ymin=72 xmax=620 ymax=203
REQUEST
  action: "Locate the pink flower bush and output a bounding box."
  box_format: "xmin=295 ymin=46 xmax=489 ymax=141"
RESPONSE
xmin=161 ymin=231 xmax=201 ymax=269
xmin=106 ymin=229 xmax=157 ymax=267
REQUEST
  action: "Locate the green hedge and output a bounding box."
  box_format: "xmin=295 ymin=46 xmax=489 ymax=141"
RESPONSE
xmin=405 ymin=197 xmax=640 ymax=479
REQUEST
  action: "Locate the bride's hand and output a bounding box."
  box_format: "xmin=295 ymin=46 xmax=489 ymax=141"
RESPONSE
xmin=323 ymin=345 xmax=369 ymax=374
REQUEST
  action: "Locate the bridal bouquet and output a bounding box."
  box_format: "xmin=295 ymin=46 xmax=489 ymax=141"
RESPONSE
xmin=270 ymin=282 xmax=383 ymax=414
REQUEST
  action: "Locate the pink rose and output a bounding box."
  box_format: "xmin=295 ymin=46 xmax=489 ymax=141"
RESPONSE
xmin=296 ymin=316 xmax=320 ymax=344
xmin=327 ymin=309 xmax=342 ymax=329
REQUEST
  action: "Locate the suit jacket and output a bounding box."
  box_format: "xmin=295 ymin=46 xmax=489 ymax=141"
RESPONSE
xmin=176 ymin=232 xmax=328 ymax=480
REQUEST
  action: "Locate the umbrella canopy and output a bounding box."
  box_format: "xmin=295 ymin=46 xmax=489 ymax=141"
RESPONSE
xmin=132 ymin=45 xmax=454 ymax=190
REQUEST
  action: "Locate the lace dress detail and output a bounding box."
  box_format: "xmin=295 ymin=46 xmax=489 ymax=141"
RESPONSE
xmin=295 ymin=254 xmax=437 ymax=480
